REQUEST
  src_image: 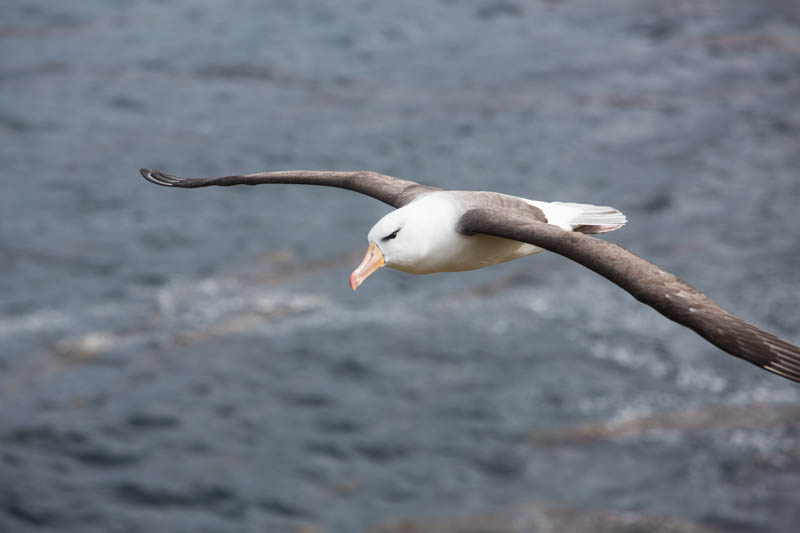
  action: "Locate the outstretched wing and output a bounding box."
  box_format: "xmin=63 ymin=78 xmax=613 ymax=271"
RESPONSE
xmin=139 ymin=168 xmax=440 ymax=208
xmin=457 ymin=208 xmax=800 ymax=383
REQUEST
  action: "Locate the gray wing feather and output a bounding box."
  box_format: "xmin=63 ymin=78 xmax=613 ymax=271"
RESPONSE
xmin=139 ymin=168 xmax=439 ymax=208
xmin=449 ymin=191 xmax=549 ymax=222
xmin=457 ymin=207 xmax=800 ymax=383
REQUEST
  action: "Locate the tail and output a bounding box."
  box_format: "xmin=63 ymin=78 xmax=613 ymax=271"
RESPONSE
xmin=553 ymin=202 xmax=627 ymax=234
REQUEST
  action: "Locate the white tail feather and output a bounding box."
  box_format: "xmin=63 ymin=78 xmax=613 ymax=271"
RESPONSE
xmin=551 ymin=201 xmax=627 ymax=234
xmin=523 ymin=199 xmax=627 ymax=234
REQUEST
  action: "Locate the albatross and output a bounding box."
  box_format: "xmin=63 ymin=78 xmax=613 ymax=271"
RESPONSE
xmin=139 ymin=168 xmax=800 ymax=384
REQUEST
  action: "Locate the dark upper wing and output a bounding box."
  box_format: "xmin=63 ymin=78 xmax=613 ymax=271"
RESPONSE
xmin=457 ymin=208 xmax=800 ymax=383
xmin=139 ymin=168 xmax=440 ymax=208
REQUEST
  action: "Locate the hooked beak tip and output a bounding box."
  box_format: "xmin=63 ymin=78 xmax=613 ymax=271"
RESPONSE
xmin=349 ymin=241 xmax=384 ymax=292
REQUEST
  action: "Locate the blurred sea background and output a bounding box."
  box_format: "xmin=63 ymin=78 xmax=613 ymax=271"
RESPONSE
xmin=2 ymin=1 xmax=800 ymax=531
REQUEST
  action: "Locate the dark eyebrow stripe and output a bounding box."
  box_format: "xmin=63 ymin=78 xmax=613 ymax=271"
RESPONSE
xmin=382 ymin=229 xmax=400 ymax=241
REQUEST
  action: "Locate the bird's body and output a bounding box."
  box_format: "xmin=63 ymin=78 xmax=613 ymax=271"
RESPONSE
xmin=370 ymin=190 xmax=625 ymax=274
xmin=139 ymin=167 xmax=800 ymax=384
xmin=369 ymin=192 xmax=540 ymax=274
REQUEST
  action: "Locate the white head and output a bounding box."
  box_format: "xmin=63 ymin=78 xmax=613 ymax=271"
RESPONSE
xmin=349 ymin=195 xmax=458 ymax=289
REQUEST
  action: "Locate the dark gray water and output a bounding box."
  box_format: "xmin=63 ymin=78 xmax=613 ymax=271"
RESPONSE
xmin=2 ymin=1 xmax=800 ymax=531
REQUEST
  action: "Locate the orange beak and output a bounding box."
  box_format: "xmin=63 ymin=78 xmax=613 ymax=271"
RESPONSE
xmin=349 ymin=241 xmax=384 ymax=291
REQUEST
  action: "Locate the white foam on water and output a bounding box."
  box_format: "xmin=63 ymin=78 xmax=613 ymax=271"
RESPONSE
xmin=0 ymin=309 xmax=73 ymax=338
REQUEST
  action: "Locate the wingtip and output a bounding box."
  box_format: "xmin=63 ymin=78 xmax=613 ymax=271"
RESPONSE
xmin=139 ymin=168 xmax=179 ymax=187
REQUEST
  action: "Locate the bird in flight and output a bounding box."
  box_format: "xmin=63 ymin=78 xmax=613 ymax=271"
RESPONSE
xmin=140 ymin=168 xmax=800 ymax=383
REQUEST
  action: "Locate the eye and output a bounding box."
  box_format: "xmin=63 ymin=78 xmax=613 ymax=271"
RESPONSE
xmin=383 ymin=229 xmax=400 ymax=241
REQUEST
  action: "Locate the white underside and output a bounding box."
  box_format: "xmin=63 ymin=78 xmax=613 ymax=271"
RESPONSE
xmin=395 ymin=233 xmax=543 ymax=274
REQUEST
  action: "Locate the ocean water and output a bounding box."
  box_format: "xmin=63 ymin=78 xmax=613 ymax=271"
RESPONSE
xmin=1 ymin=1 xmax=799 ymax=531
